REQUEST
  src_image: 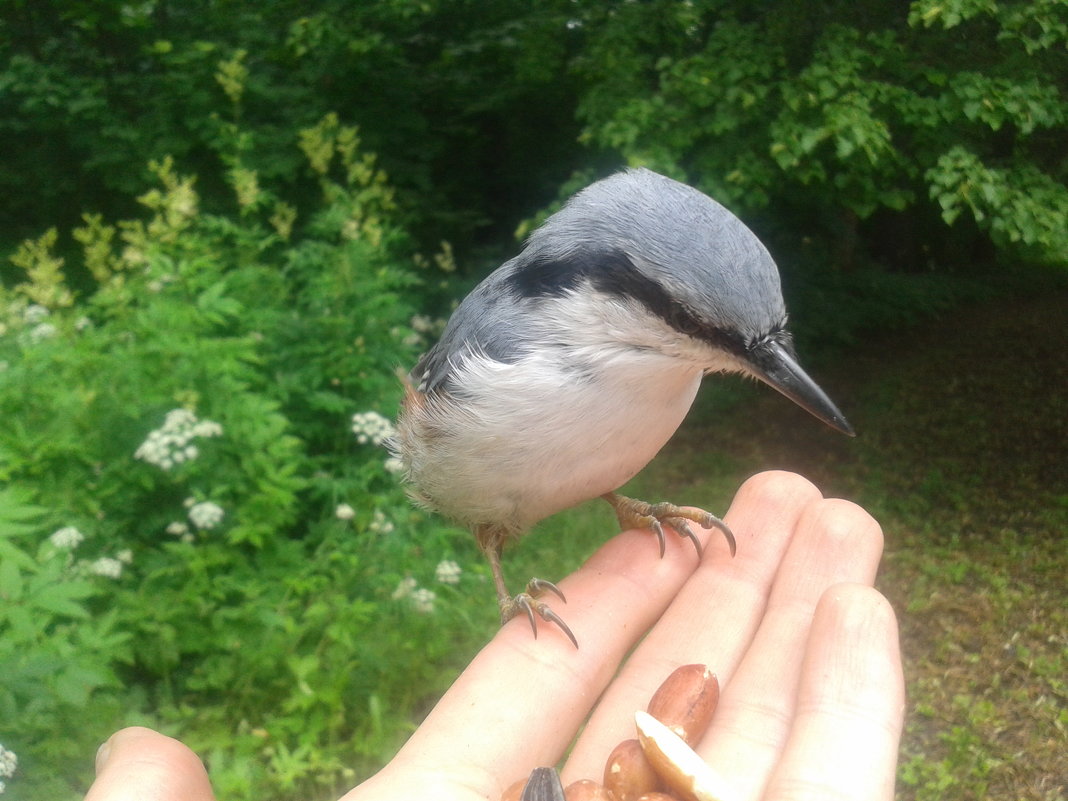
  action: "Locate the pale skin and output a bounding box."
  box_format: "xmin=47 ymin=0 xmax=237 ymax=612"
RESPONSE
xmin=86 ymin=471 xmax=905 ymax=801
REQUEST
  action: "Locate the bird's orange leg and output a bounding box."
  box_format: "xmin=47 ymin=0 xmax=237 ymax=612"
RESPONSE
xmin=478 ymin=525 xmax=578 ymax=648
xmin=602 ymin=491 xmax=736 ymax=559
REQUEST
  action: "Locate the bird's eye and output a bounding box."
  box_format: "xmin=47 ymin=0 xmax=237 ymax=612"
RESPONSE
xmin=667 ymin=304 xmax=700 ymax=335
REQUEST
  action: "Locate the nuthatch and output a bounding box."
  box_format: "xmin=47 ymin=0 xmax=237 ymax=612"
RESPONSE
xmin=394 ymin=168 xmax=853 ymax=647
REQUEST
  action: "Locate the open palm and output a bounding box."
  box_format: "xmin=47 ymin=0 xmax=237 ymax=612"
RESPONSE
xmin=87 ymin=472 xmax=904 ymax=801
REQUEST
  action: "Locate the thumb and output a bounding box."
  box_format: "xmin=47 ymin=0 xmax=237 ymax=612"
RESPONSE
xmin=85 ymin=727 xmax=215 ymax=801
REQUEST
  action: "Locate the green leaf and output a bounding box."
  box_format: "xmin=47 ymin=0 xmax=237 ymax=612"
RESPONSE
xmin=0 ymin=557 xmax=24 ymax=600
xmin=0 ymin=538 xmax=37 ymax=571
xmin=31 ymin=591 xmax=91 ymax=619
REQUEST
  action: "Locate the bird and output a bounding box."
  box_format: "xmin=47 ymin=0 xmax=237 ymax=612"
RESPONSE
xmin=392 ymin=168 xmax=853 ymax=647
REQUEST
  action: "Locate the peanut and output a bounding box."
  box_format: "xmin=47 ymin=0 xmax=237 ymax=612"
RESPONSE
xmin=603 ymin=738 xmax=661 ymax=801
xmin=500 ymin=776 xmax=527 ymax=801
xmin=635 ymin=711 xmax=735 ymax=801
xmin=564 ymin=778 xmax=615 ymax=800
xmin=646 ymin=664 xmax=720 ymax=746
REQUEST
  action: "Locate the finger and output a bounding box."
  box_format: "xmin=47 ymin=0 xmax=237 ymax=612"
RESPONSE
xmin=344 ymin=514 xmax=712 ymax=801
xmin=84 ymin=727 xmax=215 ymax=801
xmin=701 ymin=498 xmax=884 ymax=800
xmin=563 ymin=470 xmax=824 ymax=782
xmin=765 ymin=584 xmax=905 ymax=801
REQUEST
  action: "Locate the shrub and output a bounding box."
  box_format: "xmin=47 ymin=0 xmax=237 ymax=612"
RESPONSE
xmin=572 ymin=0 xmax=1068 ymax=270
xmin=0 ymin=108 xmax=482 ymax=799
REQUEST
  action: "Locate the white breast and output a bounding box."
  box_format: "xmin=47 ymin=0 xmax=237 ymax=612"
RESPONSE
xmin=396 ymin=291 xmax=740 ymax=534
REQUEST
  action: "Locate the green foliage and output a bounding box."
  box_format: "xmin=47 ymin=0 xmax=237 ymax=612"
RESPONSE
xmin=0 ymin=1 xmax=583 ymax=255
xmin=0 ymin=104 xmax=486 ymax=798
xmin=6 ymin=1 xmax=1063 ymax=281
xmin=9 ymin=229 xmax=72 ymax=308
xmin=0 ymin=487 xmax=130 ymax=796
xmin=572 ymin=0 xmax=1068 ymax=269
xmin=927 ymin=146 xmax=1068 ymax=254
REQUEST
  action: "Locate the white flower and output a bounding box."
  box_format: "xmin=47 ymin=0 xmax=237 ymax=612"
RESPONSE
xmin=134 ymin=409 xmax=222 ymax=470
xmin=89 ymin=557 xmax=123 ymax=579
xmin=49 ymin=526 xmax=85 ymax=550
xmin=23 ymin=304 xmax=49 ymax=323
xmin=0 ymin=743 xmax=16 ymax=779
xmin=351 ymin=411 xmax=396 ymax=446
xmin=192 ymin=420 xmax=223 ymax=438
xmin=391 ymin=576 xmax=417 ymax=600
xmin=435 ymin=559 xmax=462 ymax=585
xmin=75 ymin=316 xmax=93 ymax=332
xmin=28 ymin=322 xmax=57 ymax=343
xmin=164 ymin=408 xmax=195 ymax=428
xmin=383 ymin=456 xmax=405 ymax=475
xmin=368 ymin=509 xmax=394 ymax=534
xmin=116 ymin=549 xmax=133 ymax=564
xmin=166 ymin=521 xmax=189 ymax=536
xmin=335 ymin=503 xmax=355 ymax=521
xmin=411 ymin=587 xmax=436 ymax=614
xmin=188 ymin=501 xmax=224 ymax=530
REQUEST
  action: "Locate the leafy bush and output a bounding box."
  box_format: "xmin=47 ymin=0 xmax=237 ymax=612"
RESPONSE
xmin=0 ymin=2 xmax=582 ymax=255
xmin=0 ymin=105 xmax=485 ymax=799
xmin=0 ymin=488 xmax=130 ymax=798
xmin=571 ymin=0 xmax=1068 ymax=270
xmin=5 ymin=1 xmax=1064 ymax=284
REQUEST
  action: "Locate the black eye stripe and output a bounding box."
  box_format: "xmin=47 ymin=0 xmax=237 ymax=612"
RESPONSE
xmin=505 ymin=249 xmax=747 ymax=354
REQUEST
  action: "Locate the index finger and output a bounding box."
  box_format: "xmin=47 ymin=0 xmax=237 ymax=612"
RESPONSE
xmin=563 ymin=470 xmax=826 ymax=780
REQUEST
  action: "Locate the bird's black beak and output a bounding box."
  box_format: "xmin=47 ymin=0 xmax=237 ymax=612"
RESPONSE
xmin=745 ymin=337 xmax=855 ymax=436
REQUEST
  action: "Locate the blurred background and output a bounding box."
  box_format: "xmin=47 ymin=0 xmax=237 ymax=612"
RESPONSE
xmin=0 ymin=2 xmax=1065 ymax=799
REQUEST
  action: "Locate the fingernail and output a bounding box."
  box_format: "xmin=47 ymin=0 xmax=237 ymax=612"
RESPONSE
xmin=95 ymin=739 xmax=112 ymax=773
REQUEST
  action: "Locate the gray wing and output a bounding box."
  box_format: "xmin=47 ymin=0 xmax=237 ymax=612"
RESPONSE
xmin=410 ymin=263 xmax=531 ymax=394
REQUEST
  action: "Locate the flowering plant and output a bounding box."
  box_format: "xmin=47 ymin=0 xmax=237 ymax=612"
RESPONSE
xmin=0 ymin=110 xmax=479 ymax=798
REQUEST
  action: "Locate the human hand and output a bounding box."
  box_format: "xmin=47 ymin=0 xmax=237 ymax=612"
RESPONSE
xmin=86 ymin=471 xmax=904 ymax=801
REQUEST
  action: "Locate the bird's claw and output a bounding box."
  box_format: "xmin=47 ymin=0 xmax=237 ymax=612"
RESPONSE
xmin=500 ymin=579 xmax=578 ymax=649
xmin=605 ymin=493 xmax=736 ymax=558
xmin=698 ymin=512 xmax=737 ymax=557
xmin=527 ymin=576 xmax=567 ymax=604
xmin=664 ymin=516 xmax=706 ymax=560
xmin=648 ymin=517 xmax=668 ymax=557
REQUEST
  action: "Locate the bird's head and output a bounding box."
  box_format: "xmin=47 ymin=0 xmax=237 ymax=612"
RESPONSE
xmin=513 ymin=168 xmax=854 ymax=436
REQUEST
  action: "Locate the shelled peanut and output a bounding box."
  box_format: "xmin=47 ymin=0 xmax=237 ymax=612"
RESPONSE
xmin=635 ymin=711 xmax=735 ymax=801
xmin=646 ymin=664 xmax=719 ymax=747
xmin=564 ymin=779 xmax=616 ymax=800
xmin=603 ymin=738 xmax=659 ymax=800
xmin=502 ymin=663 xmax=725 ymax=801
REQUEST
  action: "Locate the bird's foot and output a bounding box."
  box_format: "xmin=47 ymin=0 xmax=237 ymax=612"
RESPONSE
xmin=499 ymin=577 xmax=578 ymax=648
xmin=602 ymin=492 xmax=736 ymax=559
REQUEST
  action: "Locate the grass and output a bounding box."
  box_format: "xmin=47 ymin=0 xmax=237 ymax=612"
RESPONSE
xmin=490 ymin=286 xmax=1067 ymax=800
